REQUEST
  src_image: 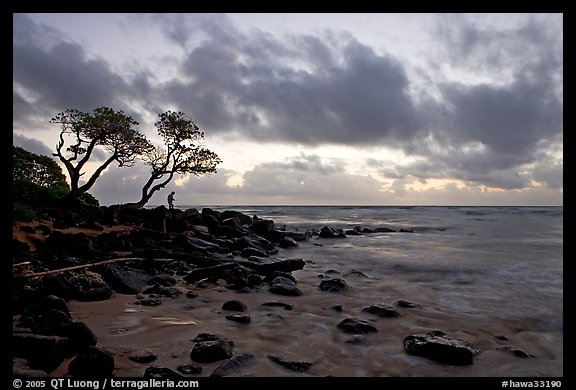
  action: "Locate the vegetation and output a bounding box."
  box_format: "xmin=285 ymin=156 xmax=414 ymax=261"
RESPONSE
xmin=123 ymin=111 xmax=222 ymax=208
xmin=13 ymin=107 xmax=221 ymax=220
xmin=51 ymin=107 xmax=152 ymax=203
xmin=12 ymin=146 xmax=99 ymax=221
xmin=13 ymin=145 xmax=68 ymax=189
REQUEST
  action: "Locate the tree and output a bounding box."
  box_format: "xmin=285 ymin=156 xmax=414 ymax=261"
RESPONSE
xmin=13 ymin=146 xmax=68 ymax=189
xmin=13 ymin=146 xmax=69 ymax=221
xmin=51 ymin=107 xmax=152 ymax=202
xmin=123 ymin=110 xmax=222 ymax=208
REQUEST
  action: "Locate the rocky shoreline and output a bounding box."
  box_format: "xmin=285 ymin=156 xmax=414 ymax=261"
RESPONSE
xmin=13 ymin=206 xmax=534 ymax=377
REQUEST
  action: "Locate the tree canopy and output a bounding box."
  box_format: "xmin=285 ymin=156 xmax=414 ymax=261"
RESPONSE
xmin=125 ymin=110 xmax=222 ymax=208
xmin=13 ymin=145 xmax=68 ymax=189
xmin=47 ymin=106 xmax=221 ymax=208
xmin=12 ymin=146 xmax=100 ymax=221
xmin=51 ymin=107 xmax=152 ymax=202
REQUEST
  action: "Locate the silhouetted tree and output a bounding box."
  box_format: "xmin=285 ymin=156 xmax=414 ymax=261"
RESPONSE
xmin=51 ymin=107 xmax=152 ymax=202
xmin=13 ymin=146 xmax=68 ymax=189
xmin=12 ymin=146 xmax=100 ymax=221
xmin=123 ymin=110 xmax=222 ymax=208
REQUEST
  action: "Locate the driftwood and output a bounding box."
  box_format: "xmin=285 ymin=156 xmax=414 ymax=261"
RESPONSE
xmin=13 ymin=257 xmax=147 ymax=279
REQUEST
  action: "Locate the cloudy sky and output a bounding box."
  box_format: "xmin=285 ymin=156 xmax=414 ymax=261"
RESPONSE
xmin=13 ymin=13 xmax=563 ymax=206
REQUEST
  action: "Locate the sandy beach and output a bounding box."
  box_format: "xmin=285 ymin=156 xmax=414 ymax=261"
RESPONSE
xmin=13 ymin=207 xmax=563 ymax=378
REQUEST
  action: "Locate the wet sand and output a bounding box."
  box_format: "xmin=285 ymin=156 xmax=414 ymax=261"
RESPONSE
xmin=55 ymin=238 xmax=562 ymax=377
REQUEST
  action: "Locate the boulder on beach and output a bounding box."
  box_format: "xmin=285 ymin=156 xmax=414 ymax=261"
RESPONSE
xmin=362 ymin=304 xmax=401 ymax=318
xmin=68 ymin=346 xmax=115 ymax=377
xmin=190 ymin=337 xmax=234 ymax=363
xmin=403 ymin=330 xmax=481 ymax=365
xmin=267 ymin=354 xmax=313 ymax=372
xmin=222 ymin=300 xmax=248 ymax=312
xmin=319 ymin=278 xmax=350 ymax=293
xmin=337 ymin=317 xmax=378 ymax=334
xmin=210 ymin=353 xmax=255 ymax=377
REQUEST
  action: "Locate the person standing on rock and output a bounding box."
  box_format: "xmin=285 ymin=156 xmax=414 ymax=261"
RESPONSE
xmin=167 ymin=191 xmax=175 ymax=209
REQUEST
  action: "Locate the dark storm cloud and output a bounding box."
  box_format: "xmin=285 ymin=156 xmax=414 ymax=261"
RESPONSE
xmin=12 ymin=13 xmax=563 ymax=198
xmin=441 ymin=80 xmax=563 ymax=155
xmin=155 ymin=14 xmax=421 ymax=145
xmin=433 ymin=14 xmax=563 ymax=154
xmin=368 ymin=14 xmax=564 ymax=191
xmin=13 ymin=14 xmax=139 ymax=131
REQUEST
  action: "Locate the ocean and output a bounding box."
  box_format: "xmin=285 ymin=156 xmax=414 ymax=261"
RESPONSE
xmin=68 ymin=206 xmax=563 ymax=377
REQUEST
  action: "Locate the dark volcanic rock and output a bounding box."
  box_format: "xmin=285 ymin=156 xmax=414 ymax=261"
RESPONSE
xmin=76 ymin=286 xmax=112 ymax=302
xmin=240 ymin=247 xmax=269 ymax=258
xmin=496 ymin=346 xmax=535 ymax=359
xmin=68 ymin=346 xmax=115 ymax=377
xmin=222 ymin=300 xmax=248 ymax=312
xmin=99 ymin=264 xmax=150 ymax=294
xmin=269 ymin=276 xmax=302 ymax=296
xmin=128 ymin=351 xmax=158 ymax=364
xmin=222 ymin=264 xmax=262 ymax=289
xmin=248 ymin=219 xmax=275 ymax=237
xmin=374 ymin=227 xmax=396 ymax=233
xmin=318 ymin=226 xmax=346 ymax=238
xmin=40 ymin=231 xmax=94 ymax=257
xmin=190 ymin=338 xmax=234 ymax=363
xmin=319 ymin=278 xmax=350 ymax=293
xmin=264 ymin=271 xmax=297 ymax=284
xmin=148 ymin=274 xmax=177 ymax=287
xmin=28 ymin=295 xmax=70 ymax=317
xmin=362 ymin=304 xmax=401 ymax=318
xmin=345 ymin=335 xmax=371 ymax=346
xmin=269 ymin=276 xmax=296 ymax=287
xmin=396 ymin=299 xmax=420 ymax=308
xmin=33 ymin=309 xmax=72 ymax=335
xmin=234 ymin=234 xmax=276 ymax=253
xmin=337 ymin=318 xmax=378 ymax=334
xmin=261 ymin=302 xmax=293 ymax=310
xmin=175 ymin=234 xmax=221 ymax=252
xmin=191 ymin=333 xmax=219 ymax=343
xmin=239 ymin=258 xmax=306 ymax=276
xmin=221 ymin=210 xmax=253 ymax=226
xmin=12 ymin=333 xmax=71 ymax=373
xmin=156 ymin=287 xmax=183 ymax=299
xmin=267 ymin=354 xmax=313 ymax=372
xmin=210 ymin=353 xmax=255 ymax=377
xmin=225 ymin=314 xmax=251 ymax=324
xmin=41 ymin=274 xmax=77 ymax=300
xmin=344 ymin=269 xmax=369 ymax=278
xmin=279 ymin=237 xmax=299 ymax=248
xmin=403 ymin=330 xmax=481 ymax=365
xmin=19 ymin=295 xmax=71 ymax=332
xmin=70 ymin=271 xmax=112 ymax=302
xmin=269 ymin=284 xmax=302 ymax=296
xmin=57 ymin=321 xmax=97 ymax=351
